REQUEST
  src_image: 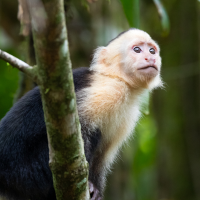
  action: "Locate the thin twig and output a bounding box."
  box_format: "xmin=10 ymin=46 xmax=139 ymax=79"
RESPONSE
xmin=0 ymin=49 xmax=39 ymax=84
xmin=0 ymin=49 xmax=32 ymax=70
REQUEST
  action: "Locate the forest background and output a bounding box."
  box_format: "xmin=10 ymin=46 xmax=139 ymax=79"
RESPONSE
xmin=0 ymin=0 xmax=200 ymax=200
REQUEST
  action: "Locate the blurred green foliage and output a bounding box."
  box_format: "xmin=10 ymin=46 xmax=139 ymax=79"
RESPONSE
xmin=120 ymin=0 xmax=140 ymax=28
xmin=133 ymin=116 xmax=157 ymax=200
xmin=0 ymin=29 xmax=19 ymax=119
xmin=153 ymin=0 xmax=170 ymax=35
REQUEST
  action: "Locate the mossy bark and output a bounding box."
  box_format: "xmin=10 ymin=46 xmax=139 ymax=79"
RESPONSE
xmin=29 ymin=0 xmax=89 ymax=199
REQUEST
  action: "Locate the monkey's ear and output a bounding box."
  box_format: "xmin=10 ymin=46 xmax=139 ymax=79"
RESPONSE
xmin=98 ymin=48 xmax=108 ymax=65
xmin=92 ymin=47 xmax=108 ymax=66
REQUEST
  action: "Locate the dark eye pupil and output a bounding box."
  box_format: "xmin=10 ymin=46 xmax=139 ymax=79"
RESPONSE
xmin=150 ymin=48 xmax=155 ymax=54
xmin=133 ymin=47 xmax=141 ymax=53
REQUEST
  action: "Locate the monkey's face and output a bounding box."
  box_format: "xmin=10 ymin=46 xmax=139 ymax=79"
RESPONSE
xmin=128 ymin=43 xmax=160 ymax=76
xmin=118 ymin=30 xmax=162 ymax=89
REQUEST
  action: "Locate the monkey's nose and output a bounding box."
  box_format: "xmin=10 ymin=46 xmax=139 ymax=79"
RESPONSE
xmin=145 ymin=58 xmax=155 ymax=65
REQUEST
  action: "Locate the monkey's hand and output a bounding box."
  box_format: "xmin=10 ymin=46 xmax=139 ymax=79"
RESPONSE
xmin=89 ymin=181 xmax=102 ymax=200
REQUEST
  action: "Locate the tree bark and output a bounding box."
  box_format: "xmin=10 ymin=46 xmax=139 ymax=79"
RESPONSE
xmin=28 ymin=0 xmax=89 ymax=199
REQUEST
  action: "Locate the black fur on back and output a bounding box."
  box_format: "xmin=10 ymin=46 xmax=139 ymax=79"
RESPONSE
xmin=0 ymin=67 xmax=101 ymax=200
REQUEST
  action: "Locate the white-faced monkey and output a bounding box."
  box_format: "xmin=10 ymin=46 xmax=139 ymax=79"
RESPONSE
xmin=0 ymin=29 xmax=162 ymax=200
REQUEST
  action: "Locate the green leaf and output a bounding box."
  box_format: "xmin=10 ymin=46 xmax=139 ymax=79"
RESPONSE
xmin=81 ymin=0 xmax=90 ymax=12
xmin=120 ymin=0 xmax=140 ymax=28
xmin=140 ymin=90 xmax=150 ymax=115
xmin=45 ymin=88 xmax=50 ymax=94
xmin=153 ymin=0 xmax=170 ymax=35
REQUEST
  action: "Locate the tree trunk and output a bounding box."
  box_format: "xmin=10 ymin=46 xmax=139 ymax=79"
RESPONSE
xmin=29 ymin=0 xmax=89 ymax=199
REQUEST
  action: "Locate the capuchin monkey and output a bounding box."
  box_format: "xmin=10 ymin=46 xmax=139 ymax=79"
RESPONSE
xmin=0 ymin=28 xmax=162 ymax=200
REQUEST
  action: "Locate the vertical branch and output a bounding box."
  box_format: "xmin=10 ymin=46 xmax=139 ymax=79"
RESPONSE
xmin=14 ymin=0 xmax=35 ymax=102
xmin=14 ymin=34 xmax=36 ymax=102
xmin=28 ymin=0 xmax=89 ymax=199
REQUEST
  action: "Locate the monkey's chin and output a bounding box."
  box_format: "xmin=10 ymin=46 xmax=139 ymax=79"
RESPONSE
xmin=137 ymin=66 xmax=158 ymax=77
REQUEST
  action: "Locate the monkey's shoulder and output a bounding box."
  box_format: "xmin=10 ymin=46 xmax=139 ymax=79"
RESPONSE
xmin=73 ymin=67 xmax=93 ymax=92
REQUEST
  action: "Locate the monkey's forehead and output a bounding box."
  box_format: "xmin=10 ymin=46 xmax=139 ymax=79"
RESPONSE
xmin=108 ymin=29 xmax=160 ymax=51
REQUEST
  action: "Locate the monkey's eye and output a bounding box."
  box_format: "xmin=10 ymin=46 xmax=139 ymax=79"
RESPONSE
xmin=149 ymin=48 xmax=155 ymax=54
xmin=133 ymin=47 xmax=142 ymax=53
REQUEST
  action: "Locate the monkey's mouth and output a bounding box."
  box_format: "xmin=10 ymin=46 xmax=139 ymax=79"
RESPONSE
xmin=138 ymin=65 xmax=158 ymax=71
xmin=137 ymin=65 xmax=158 ymax=76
